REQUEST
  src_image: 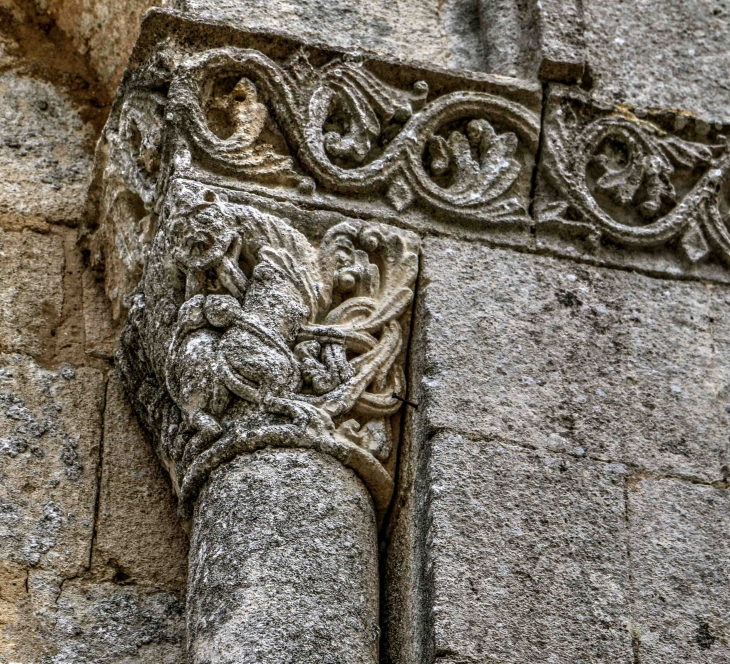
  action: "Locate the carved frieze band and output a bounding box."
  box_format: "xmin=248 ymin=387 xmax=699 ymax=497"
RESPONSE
xmin=537 ymin=86 xmax=730 ymax=269
xmin=111 ymin=45 xmax=540 ymax=223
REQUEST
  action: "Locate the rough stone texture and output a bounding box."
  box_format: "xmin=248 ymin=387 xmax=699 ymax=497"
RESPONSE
xmin=0 ymin=559 xmax=28 ymax=658
xmin=629 ymin=478 xmax=730 ymax=663
xmin=0 ymin=360 xmax=187 ymax=663
xmin=0 ymin=353 xmax=105 ymax=576
xmin=535 ymin=0 xmax=585 ymax=82
xmin=0 ymin=71 xmax=94 ymax=225
xmin=0 ymin=229 xmax=64 ymax=357
xmin=82 ymin=268 xmax=121 ymax=360
xmin=479 ymin=0 xmax=585 ymax=82
xmin=423 ymin=432 xmax=632 ymax=663
xmin=534 ymin=84 xmax=730 ymax=283
xmin=92 ymin=374 xmax=188 ymax=593
xmin=583 ymin=0 xmax=730 ymax=123
xmin=188 ymin=449 xmax=379 ymax=664
xmin=5 ymin=571 xmax=186 ymax=664
xmin=41 ymin=0 xmax=159 ymax=92
xmin=412 ymin=236 xmax=730 ymax=482
xmin=172 ymin=0 xmax=486 ymax=70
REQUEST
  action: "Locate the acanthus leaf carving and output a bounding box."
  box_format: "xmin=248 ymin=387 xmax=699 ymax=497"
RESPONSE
xmin=154 ymin=47 xmax=538 ymax=221
xmin=90 ymin=27 xmax=543 ymax=518
xmin=115 ymin=179 xmax=418 ymax=519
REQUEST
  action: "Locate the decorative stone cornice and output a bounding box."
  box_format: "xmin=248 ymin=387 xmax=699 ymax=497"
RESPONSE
xmin=536 ymin=85 xmax=730 ymax=281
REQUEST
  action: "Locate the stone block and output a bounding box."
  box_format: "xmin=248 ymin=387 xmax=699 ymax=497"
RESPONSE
xmin=629 ymin=477 xmax=730 ymax=663
xmin=424 ymin=433 xmax=632 ymax=662
xmin=7 ymin=572 xmax=186 ymax=664
xmin=478 ymin=0 xmax=584 ymax=82
xmin=413 ymin=236 xmax=730 ymax=482
xmin=82 ymin=267 xmax=121 ymax=360
xmin=535 ymin=0 xmax=586 ymax=83
xmin=583 ymin=0 xmax=730 ymax=124
xmin=171 ymin=0 xmax=485 ymax=70
xmin=0 ymin=229 xmax=64 ymax=358
xmin=0 ymin=354 xmax=105 ymax=577
xmin=0 ymin=72 xmax=93 ymax=224
xmin=92 ymin=374 xmax=188 ymax=592
xmin=42 ymin=0 xmax=158 ymax=91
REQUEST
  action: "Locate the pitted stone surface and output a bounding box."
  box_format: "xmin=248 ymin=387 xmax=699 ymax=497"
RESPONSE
xmin=6 ymin=571 xmax=186 ymax=664
xmin=0 ymin=230 xmax=64 ymax=358
xmin=0 ymin=354 xmax=104 ymax=577
xmin=422 ymin=432 xmax=632 ymax=663
xmin=413 ymin=236 xmax=730 ymax=482
xmin=171 ymin=0 xmax=485 ymax=71
xmin=0 ymin=71 xmax=94 ymax=224
xmin=629 ymin=478 xmax=730 ymax=663
xmin=583 ymin=0 xmax=730 ymax=124
xmin=188 ymin=448 xmax=379 ymax=664
xmin=92 ymin=374 xmax=188 ymax=592
xmin=41 ymin=0 xmax=159 ymax=91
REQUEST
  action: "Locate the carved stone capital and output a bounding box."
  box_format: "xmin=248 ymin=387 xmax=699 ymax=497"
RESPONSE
xmin=86 ymin=9 xmax=546 ymax=661
xmin=87 ymin=9 xmax=547 ymax=513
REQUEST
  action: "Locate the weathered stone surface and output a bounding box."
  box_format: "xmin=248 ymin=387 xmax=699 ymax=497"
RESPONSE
xmin=535 ymin=0 xmax=585 ymax=82
xmin=583 ymin=0 xmax=730 ymax=123
xmin=42 ymin=0 xmax=158 ymax=91
xmin=188 ymin=449 xmax=378 ymax=664
xmin=0 ymin=229 xmax=64 ymax=357
xmin=411 ymin=432 xmax=632 ymax=663
xmin=92 ymin=374 xmax=188 ymax=593
xmin=171 ymin=0 xmax=485 ymax=70
xmin=629 ymin=477 xmax=730 ymax=663
xmin=0 ymin=559 xmax=28 ymax=660
xmin=0 ymin=71 xmax=94 ymax=224
xmin=479 ymin=0 xmax=585 ymax=82
xmin=413 ymin=236 xmax=730 ymax=482
xmin=82 ymin=267 xmax=121 ymax=360
xmin=535 ymin=85 xmax=730 ymax=282
xmin=0 ymin=354 xmax=105 ymax=577
xmin=6 ymin=571 xmax=185 ymax=664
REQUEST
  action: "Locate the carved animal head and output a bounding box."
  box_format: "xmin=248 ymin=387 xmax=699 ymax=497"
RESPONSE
xmin=168 ymin=201 xmax=239 ymax=272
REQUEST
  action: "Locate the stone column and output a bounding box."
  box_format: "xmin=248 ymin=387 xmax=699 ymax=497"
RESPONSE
xmin=187 ymin=450 xmax=378 ymax=664
xmin=87 ymin=8 xmax=539 ymax=662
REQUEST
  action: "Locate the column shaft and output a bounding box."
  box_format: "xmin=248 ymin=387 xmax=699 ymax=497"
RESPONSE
xmin=187 ymin=449 xmax=379 ymax=664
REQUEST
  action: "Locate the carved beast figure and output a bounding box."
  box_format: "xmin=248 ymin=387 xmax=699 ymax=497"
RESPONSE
xmin=117 ymin=181 xmax=419 ymax=517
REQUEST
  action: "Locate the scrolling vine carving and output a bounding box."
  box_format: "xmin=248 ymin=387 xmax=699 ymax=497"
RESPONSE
xmin=111 ymin=45 xmax=538 ymax=225
xmin=91 ymin=28 xmax=539 ymax=515
xmin=538 ymin=88 xmax=730 ymax=266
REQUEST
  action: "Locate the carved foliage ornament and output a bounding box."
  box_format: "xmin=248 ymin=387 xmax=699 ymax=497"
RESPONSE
xmin=539 ymin=88 xmax=730 ymax=265
xmin=116 ymin=179 xmax=418 ymax=517
xmin=114 ymin=46 xmax=538 ymax=224
xmin=94 ymin=36 xmax=541 ymax=518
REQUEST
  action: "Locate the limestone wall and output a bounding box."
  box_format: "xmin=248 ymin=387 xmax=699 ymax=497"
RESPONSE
xmin=0 ymin=3 xmax=187 ymax=662
xmin=1 ymin=0 xmax=728 ymax=663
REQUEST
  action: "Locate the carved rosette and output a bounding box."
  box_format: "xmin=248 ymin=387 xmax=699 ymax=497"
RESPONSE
xmin=537 ymin=86 xmax=730 ymax=270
